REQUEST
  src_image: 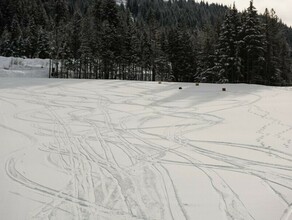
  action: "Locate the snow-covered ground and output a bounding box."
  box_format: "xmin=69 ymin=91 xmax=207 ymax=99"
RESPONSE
xmin=0 ymin=56 xmax=49 ymax=78
xmin=0 ymin=78 xmax=292 ymax=220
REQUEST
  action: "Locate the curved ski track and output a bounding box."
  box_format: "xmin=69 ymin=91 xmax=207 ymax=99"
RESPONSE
xmin=0 ymin=80 xmax=291 ymax=220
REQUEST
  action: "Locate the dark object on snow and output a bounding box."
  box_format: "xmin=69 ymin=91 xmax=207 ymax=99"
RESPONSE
xmin=179 ymin=87 xmax=182 ymax=90
xmin=196 ymin=83 xmax=199 ymax=86
xmin=222 ymin=88 xmax=226 ymax=91
xmin=158 ymin=81 xmax=162 ymax=84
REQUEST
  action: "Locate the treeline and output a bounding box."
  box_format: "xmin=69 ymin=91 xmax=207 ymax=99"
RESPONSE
xmin=202 ymin=3 xmax=292 ymax=84
xmin=0 ymin=0 xmax=291 ymax=84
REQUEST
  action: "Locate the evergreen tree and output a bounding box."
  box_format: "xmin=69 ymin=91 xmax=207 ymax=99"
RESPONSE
xmin=0 ymin=0 xmax=291 ymax=84
xmin=68 ymin=12 xmax=82 ymax=60
xmin=37 ymin=28 xmax=50 ymax=58
xmin=168 ymin=27 xmax=196 ymax=82
xmin=23 ymin=18 xmax=39 ymax=58
xmin=10 ymin=16 xmax=23 ymax=57
xmin=196 ymin=25 xmax=218 ymax=82
xmin=100 ymin=0 xmax=119 ymax=27
xmin=213 ymin=5 xmax=242 ymax=83
xmin=139 ymin=29 xmax=152 ymax=80
xmin=119 ymin=9 xmax=140 ymax=79
xmin=78 ymin=17 xmax=93 ymax=78
xmin=0 ymin=27 xmax=12 ymax=56
xmin=240 ymin=1 xmax=265 ymax=83
xmin=54 ymin=0 xmax=69 ymax=26
xmin=263 ymin=9 xmax=291 ymax=84
xmin=156 ymin=31 xmax=171 ymax=81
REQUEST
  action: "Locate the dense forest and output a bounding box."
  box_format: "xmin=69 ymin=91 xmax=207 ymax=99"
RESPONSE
xmin=0 ymin=0 xmax=292 ymax=85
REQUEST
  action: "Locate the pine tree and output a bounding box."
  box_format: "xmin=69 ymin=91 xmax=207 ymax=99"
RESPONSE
xmin=91 ymin=0 xmax=103 ymax=77
xmin=213 ymin=5 xmax=242 ymax=83
xmin=68 ymin=12 xmax=81 ymax=60
xmin=240 ymin=1 xmax=265 ymax=83
xmin=23 ymin=18 xmax=39 ymax=58
xmin=78 ymin=17 xmax=93 ymax=79
xmin=0 ymin=4 xmax=4 ymax=34
xmin=100 ymin=0 xmax=119 ymax=27
xmin=168 ymin=27 xmax=196 ymax=82
xmin=10 ymin=16 xmax=23 ymax=57
xmin=10 ymin=16 xmax=21 ymax=41
xmin=167 ymin=27 xmax=181 ymax=81
xmin=119 ymin=9 xmax=140 ymax=79
xmin=54 ymin=0 xmax=69 ymax=26
xmin=0 ymin=27 xmax=12 ymax=56
xmin=139 ymin=29 xmax=152 ymax=80
xmin=263 ymin=9 xmax=291 ymax=84
xmin=0 ymin=0 xmax=291 ymax=84
xmin=181 ymin=30 xmax=196 ymax=82
xmin=196 ymin=25 xmax=218 ymax=82
xmin=147 ymin=7 xmax=160 ymax=81
xmin=156 ymin=31 xmax=171 ymax=81
xmin=37 ymin=28 xmax=50 ymax=58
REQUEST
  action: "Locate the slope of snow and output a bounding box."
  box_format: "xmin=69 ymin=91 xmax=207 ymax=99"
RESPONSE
xmin=0 ymin=56 xmax=49 ymax=78
xmin=0 ymin=78 xmax=292 ymax=220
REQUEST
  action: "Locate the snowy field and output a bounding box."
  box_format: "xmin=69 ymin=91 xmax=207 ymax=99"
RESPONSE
xmin=0 ymin=78 xmax=292 ymax=220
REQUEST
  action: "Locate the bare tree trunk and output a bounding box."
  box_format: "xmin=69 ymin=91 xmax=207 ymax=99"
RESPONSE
xmin=49 ymin=59 xmax=51 ymax=78
xmin=89 ymin=62 xmax=92 ymax=79
xmin=79 ymin=61 xmax=82 ymax=79
xmin=56 ymin=61 xmax=59 ymax=78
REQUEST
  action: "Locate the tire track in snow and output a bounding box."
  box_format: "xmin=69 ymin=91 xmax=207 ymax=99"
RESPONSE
xmin=129 ymin=86 xmax=291 ymax=219
xmin=2 ymin=80 xmax=292 ymax=220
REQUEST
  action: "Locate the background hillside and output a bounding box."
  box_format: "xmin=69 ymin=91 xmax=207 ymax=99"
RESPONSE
xmin=0 ymin=0 xmax=291 ymax=84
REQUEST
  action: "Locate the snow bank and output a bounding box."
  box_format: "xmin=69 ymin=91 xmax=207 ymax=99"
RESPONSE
xmin=0 ymin=56 xmax=49 ymax=78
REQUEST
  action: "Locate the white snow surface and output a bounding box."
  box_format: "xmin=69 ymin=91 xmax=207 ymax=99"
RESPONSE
xmin=0 ymin=56 xmax=49 ymax=78
xmin=0 ymin=78 xmax=292 ymax=220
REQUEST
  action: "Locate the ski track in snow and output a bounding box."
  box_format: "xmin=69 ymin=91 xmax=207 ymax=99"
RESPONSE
xmin=0 ymin=79 xmax=292 ymax=220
